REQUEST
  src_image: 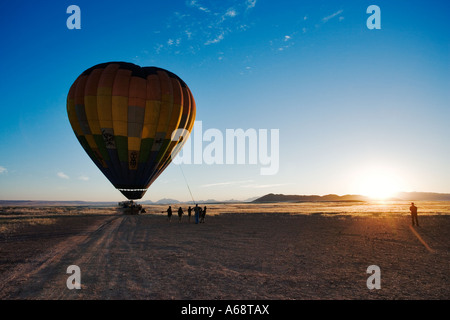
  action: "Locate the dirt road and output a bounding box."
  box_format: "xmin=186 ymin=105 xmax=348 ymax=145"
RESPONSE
xmin=0 ymin=213 xmax=449 ymax=299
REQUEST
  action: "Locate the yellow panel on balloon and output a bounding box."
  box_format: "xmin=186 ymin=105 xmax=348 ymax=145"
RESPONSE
xmin=128 ymin=136 xmax=141 ymax=151
xmin=84 ymin=96 xmax=101 ymax=135
xmin=112 ymin=96 xmax=128 ymax=136
xmin=97 ymin=95 xmax=113 ymax=128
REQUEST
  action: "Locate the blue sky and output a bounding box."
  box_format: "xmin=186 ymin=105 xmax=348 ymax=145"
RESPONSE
xmin=0 ymin=0 xmax=449 ymax=201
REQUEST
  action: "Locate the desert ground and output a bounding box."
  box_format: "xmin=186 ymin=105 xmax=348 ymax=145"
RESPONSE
xmin=0 ymin=202 xmax=449 ymax=300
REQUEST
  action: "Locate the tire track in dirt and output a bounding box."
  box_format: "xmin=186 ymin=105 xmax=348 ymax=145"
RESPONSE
xmin=51 ymin=215 xmax=159 ymax=299
xmin=1 ymin=214 xmax=448 ymax=299
xmin=51 ymin=214 xmax=125 ymax=299
xmin=0 ymin=215 xmax=122 ymax=299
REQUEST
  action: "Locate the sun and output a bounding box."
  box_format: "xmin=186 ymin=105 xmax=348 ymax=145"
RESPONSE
xmin=353 ymin=166 xmax=404 ymax=200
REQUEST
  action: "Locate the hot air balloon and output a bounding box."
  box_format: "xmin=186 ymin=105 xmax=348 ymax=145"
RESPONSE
xmin=67 ymin=62 xmax=196 ymax=200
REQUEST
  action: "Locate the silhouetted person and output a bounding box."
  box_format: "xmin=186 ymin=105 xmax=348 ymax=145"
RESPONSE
xmin=167 ymin=206 xmax=172 ymax=222
xmin=410 ymin=202 xmax=419 ymax=226
xmin=178 ymin=207 xmax=183 ymax=223
xmin=194 ymin=204 xmax=200 ymax=224
xmin=188 ymin=206 xmax=192 ymax=223
xmin=200 ymin=206 xmax=207 ymax=223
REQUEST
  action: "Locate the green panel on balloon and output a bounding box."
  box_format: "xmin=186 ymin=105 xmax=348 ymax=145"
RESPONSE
xmin=156 ymin=139 xmax=171 ymax=162
xmin=94 ymin=134 xmax=110 ymax=162
xmin=139 ymin=138 xmax=154 ymax=163
xmin=115 ymin=136 xmax=128 ymax=162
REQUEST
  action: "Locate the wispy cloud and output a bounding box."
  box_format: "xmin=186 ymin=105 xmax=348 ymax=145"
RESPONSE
xmin=187 ymin=0 xmax=210 ymax=13
xmin=225 ymin=8 xmax=237 ymax=18
xmin=202 ymin=180 xmax=291 ymax=189
xmin=57 ymin=172 xmax=70 ymax=179
xmin=240 ymin=183 xmax=293 ymax=189
xmin=0 ymin=166 xmax=7 ymax=174
xmin=322 ymin=9 xmax=343 ymax=23
xmin=274 ymin=32 xmax=296 ymax=51
xmin=201 ymin=180 xmax=254 ymax=188
xmin=201 ymin=181 xmax=236 ymax=188
xmin=167 ymin=38 xmax=182 ymax=46
xmin=78 ymin=175 xmax=89 ymax=181
xmin=155 ymin=1 xmax=258 ymax=54
xmin=205 ymin=31 xmax=225 ymax=45
xmin=241 ymin=183 xmax=285 ymax=189
xmin=272 ymin=9 xmax=343 ymax=53
xmin=246 ymin=0 xmax=257 ymax=10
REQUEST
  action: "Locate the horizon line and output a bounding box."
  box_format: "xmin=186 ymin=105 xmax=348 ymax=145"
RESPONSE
xmin=1 ymin=190 xmax=450 ymax=204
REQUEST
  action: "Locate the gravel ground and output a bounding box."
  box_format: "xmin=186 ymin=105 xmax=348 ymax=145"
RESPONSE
xmin=0 ymin=211 xmax=449 ymax=300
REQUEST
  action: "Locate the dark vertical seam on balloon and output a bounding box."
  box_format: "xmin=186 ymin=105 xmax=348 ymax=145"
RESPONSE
xmin=107 ymin=64 xmax=125 ymax=190
xmin=111 ymin=67 xmax=128 ymax=190
xmin=80 ymin=73 xmax=106 ymax=173
xmin=135 ymin=71 xmax=154 ymax=189
xmin=149 ymin=78 xmax=188 ymax=185
xmin=89 ymin=68 xmax=111 ymax=165
xmin=97 ymin=65 xmax=121 ymax=187
xmin=144 ymin=71 xmax=175 ymax=187
xmin=148 ymin=84 xmax=195 ymax=187
xmin=141 ymin=69 xmax=167 ymax=190
xmin=126 ymin=69 xmax=137 ymax=187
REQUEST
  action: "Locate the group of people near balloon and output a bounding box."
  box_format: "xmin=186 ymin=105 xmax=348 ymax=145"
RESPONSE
xmin=166 ymin=204 xmax=207 ymax=224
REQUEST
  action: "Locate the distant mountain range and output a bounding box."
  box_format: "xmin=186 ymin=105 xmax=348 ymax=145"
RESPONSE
xmin=395 ymin=192 xmax=450 ymax=201
xmin=0 ymin=197 xmax=254 ymax=206
xmin=252 ymin=192 xmax=450 ymax=203
xmin=1 ymin=192 xmax=449 ymax=207
xmin=252 ymin=193 xmax=370 ymax=203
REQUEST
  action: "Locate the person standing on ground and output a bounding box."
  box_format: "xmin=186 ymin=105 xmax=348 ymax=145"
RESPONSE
xmin=188 ymin=206 xmax=192 ymax=223
xmin=200 ymin=206 xmax=207 ymax=223
xmin=167 ymin=206 xmax=172 ymax=222
xmin=194 ymin=204 xmax=200 ymax=224
xmin=409 ymin=202 xmax=419 ymax=226
xmin=178 ymin=207 xmax=183 ymax=223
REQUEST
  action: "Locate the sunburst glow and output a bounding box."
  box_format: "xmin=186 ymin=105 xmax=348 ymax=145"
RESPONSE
xmin=353 ymin=166 xmax=405 ymax=200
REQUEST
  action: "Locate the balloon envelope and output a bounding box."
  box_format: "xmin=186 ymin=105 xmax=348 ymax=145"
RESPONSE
xmin=67 ymin=62 xmax=196 ymax=199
